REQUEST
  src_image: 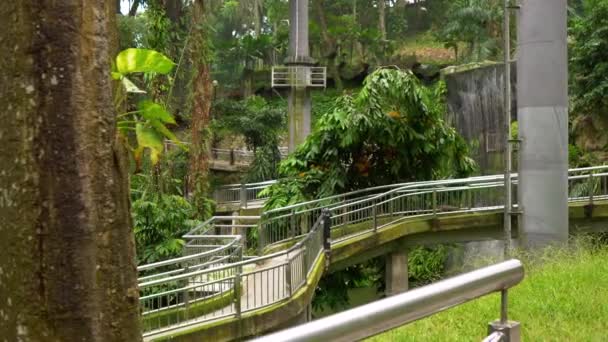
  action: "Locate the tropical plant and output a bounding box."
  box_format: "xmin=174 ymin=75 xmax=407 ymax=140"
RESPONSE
xmin=570 ymin=0 xmax=608 ymax=118
xmin=436 ymin=0 xmax=502 ymax=62
xmin=213 ymin=96 xmax=286 ymax=182
xmin=112 ymin=48 xmax=185 ymax=170
xmin=132 ymin=194 xmax=201 ymax=265
xmin=262 ymin=68 xmax=476 ymax=208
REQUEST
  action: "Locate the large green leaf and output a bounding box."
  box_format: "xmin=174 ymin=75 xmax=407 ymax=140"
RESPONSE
xmin=135 ymin=123 xmax=164 ymax=165
xmin=138 ymin=100 xmax=176 ymax=124
xmin=116 ymin=48 xmax=175 ymax=76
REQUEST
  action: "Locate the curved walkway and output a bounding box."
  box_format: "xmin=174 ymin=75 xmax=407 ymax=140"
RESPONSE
xmin=139 ymin=166 xmax=608 ymax=341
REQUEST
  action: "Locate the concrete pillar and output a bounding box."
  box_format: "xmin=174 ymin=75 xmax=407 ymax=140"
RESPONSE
xmin=517 ymin=0 xmax=569 ymax=248
xmin=288 ymin=0 xmax=310 ymax=61
xmin=286 ymin=0 xmax=314 ymax=152
xmin=385 ymin=249 xmax=408 ymax=296
xmin=288 ymin=87 xmax=311 ymax=151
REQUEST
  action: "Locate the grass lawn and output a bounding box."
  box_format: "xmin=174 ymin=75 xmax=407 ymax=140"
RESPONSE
xmin=369 ymin=240 xmax=608 ymax=341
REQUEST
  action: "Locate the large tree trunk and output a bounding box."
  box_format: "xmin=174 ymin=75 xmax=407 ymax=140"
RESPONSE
xmin=313 ymin=0 xmax=344 ymax=92
xmin=188 ymin=0 xmax=213 ymax=210
xmin=0 ymin=1 xmax=141 ymax=341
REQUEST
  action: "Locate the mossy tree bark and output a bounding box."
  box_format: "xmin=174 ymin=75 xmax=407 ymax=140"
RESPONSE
xmin=0 ymin=1 xmax=141 ymax=341
xmin=188 ymin=0 xmax=213 ymax=213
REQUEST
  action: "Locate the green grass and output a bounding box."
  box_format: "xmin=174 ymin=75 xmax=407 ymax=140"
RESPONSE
xmin=369 ymin=239 xmax=608 ymax=341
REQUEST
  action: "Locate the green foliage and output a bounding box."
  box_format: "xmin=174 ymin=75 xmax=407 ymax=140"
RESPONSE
xmin=264 ymin=68 xmax=476 ymax=209
xmin=132 ymin=194 xmax=201 ymax=265
xmin=313 ymin=262 xmax=381 ymax=312
xmin=436 ymin=0 xmax=502 ymax=62
xmin=570 ymin=0 xmax=608 ymax=117
xmin=213 ymin=96 xmax=286 ymax=182
xmin=214 ymin=96 xmax=285 ymax=150
xmin=246 ymin=146 xmax=282 ymax=182
xmin=407 ymin=246 xmax=449 ymax=286
xmin=118 ymin=15 xmax=149 ymax=50
xmin=114 ymin=48 xmax=175 ymax=76
xmin=112 ymin=48 xmax=184 ymax=169
xmin=510 ymin=121 xmax=518 ymax=140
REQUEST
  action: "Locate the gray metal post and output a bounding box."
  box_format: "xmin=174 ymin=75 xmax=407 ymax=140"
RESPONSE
xmin=240 ymin=184 xmax=247 ymax=209
xmin=517 ymin=0 xmax=569 ymax=248
xmin=503 ymin=0 xmax=513 ymax=257
xmin=322 ymin=209 xmax=332 ymax=269
xmin=372 ymin=202 xmax=377 ymax=232
xmin=432 ymin=190 xmax=437 ymax=217
xmin=234 ymin=271 xmax=242 ymax=318
xmin=290 ymin=210 xmax=296 ymax=239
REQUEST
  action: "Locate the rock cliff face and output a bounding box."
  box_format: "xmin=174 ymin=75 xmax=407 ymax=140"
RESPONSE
xmin=443 ymin=62 xmax=517 ymax=175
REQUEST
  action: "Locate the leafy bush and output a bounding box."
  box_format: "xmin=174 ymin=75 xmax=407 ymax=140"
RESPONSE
xmin=570 ymin=0 xmax=608 ymax=117
xmin=262 ymin=68 xmax=476 ymax=209
xmin=213 ymin=96 xmax=286 ymax=182
xmin=132 ymin=194 xmax=201 ymax=265
xmin=407 ymin=246 xmax=449 ymax=286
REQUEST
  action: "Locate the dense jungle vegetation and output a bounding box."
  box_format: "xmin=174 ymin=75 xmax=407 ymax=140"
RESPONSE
xmin=111 ymin=0 xmax=608 ymax=313
xmin=2 ymin=0 xmax=607 ymax=340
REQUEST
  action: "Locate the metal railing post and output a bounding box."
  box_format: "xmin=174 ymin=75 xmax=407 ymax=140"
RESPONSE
xmin=588 ymin=173 xmax=594 ymax=206
xmin=286 ymin=261 xmax=292 ymax=297
xmin=373 ymin=201 xmax=378 ymax=232
xmin=230 ymin=148 xmax=235 ymax=165
xmin=183 ymin=265 xmax=190 ymax=320
xmin=258 ymin=221 xmax=265 ymax=255
xmin=240 ymin=184 xmax=247 ymax=208
xmin=234 ymin=270 xmax=242 ymax=318
xmin=390 ymin=193 xmax=394 ymax=217
xmin=301 ymin=247 xmax=307 ymax=286
xmin=432 ymin=190 xmax=438 ymax=217
xmin=487 ymin=287 xmax=520 ymax=342
xmin=290 ymin=210 xmax=296 ymax=239
xmin=322 ymin=209 xmax=332 ymax=268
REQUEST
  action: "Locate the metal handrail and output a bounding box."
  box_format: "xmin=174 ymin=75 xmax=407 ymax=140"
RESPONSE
xmin=215 ymin=165 xmax=608 ymax=210
xmin=253 ymin=259 xmax=524 ymax=342
xmin=138 ymin=165 xmax=608 ymax=336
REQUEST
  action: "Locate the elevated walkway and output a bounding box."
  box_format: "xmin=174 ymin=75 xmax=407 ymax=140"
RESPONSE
xmin=139 ymin=166 xmax=608 ymax=341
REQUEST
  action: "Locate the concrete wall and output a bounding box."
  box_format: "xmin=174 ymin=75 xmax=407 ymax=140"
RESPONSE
xmin=443 ymin=62 xmax=517 ymax=175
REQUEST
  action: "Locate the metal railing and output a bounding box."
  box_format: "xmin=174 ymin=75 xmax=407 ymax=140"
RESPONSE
xmin=211 ymin=147 xmax=289 ymax=167
xmin=213 ymin=180 xmax=278 ymax=209
xmin=252 ymin=259 xmax=524 ymax=342
xmin=271 ymin=66 xmax=327 ymax=88
xmin=164 ymin=140 xmax=288 ymax=170
xmin=138 ymin=214 xmax=327 ymax=337
xmin=138 ymin=165 xmax=608 ymax=337
xmin=258 ymin=166 xmax=608 ymax=251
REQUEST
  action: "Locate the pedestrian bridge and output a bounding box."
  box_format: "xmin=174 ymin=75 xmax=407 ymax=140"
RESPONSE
xmin=138 ymin=166 xmax=608 ymax=341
